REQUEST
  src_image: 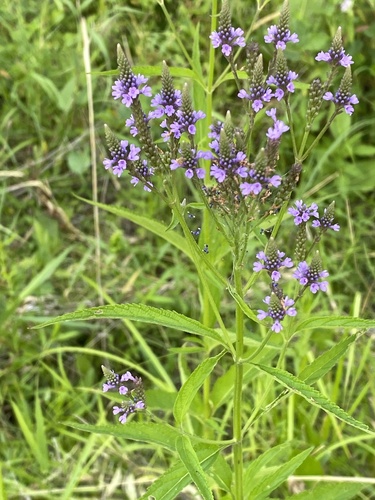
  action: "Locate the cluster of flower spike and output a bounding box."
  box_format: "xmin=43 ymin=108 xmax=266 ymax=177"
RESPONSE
xmin=103 ymin=0 xmax=354 ymax=333
xmin=254 ymin=201 xmax=339 ymax=332
xmin=101 ymin=365 xmax=146 ymax=424
xmin=103 ymin=0 xmax=358 ymax=223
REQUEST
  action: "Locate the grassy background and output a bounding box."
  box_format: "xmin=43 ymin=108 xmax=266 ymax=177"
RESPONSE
xmin=1 ymin=0 xmax=375 ymax=498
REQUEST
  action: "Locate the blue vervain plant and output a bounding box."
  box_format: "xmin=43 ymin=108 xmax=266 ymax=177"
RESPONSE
xmin=36 ymin=1 xmax=374 ymax=498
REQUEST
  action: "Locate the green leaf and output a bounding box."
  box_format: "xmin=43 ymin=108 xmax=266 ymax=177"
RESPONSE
xmin=174 ymin=351 xmax=224 ymax=425
xmin=288 ymin=481 xmax=367 ymax=499
xmin=75 ymin=197 xmax=192 ymax=260
xmin=296 ymin=316 xmax=375 ymax=331
xmin=212 ymin=348 xmax=277 ymax=411
xmin=252 ymin=364 xmax=373 ymax=434
xmin=227 ymin=287 xmax=262 ymax=323
xmin=139 ymin=444 xmax=219 ymax=500
xmin=176 ymin=436 xmax=214 ymax=500
xmin=299 ymin=334 xmax=357 ymax=385
xmin=11 ymin=401 xmax=48 ymax=471
xmin=33 ymin=303 xmax=226 ymax=345
xmin=66 ymin=422 xmax=182 ymax=451
xmin=250 ymin=447 xmax=313 ymax=500
xmin=244 ymin=442 xmax=293 ymax=492
xmin=210 ymin=453 xmax=233 ymax=493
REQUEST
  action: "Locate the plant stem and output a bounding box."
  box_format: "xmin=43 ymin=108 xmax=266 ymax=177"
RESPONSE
xmin=233 ymin=256 xmax=244 ymax=499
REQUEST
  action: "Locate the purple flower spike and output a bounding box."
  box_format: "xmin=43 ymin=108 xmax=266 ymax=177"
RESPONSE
xmin=210 ymin=0 xmax=245 ymax=56
xmin=312 ymin=202 xmax=340 ymax=231
xmin=323 ymin=91 xmax=358 ymax=115
xmin=315 ymin=50 xmax=353 ymax=68
xmin=265 ymin=108 xmax=289 ymax=140
xmin=257 ymin=294 xmax=297 ymax=332
xmin=112 ymin=74 xmax=152 ymax=108
xmin=101 ymin=365 xmax=146 ymax=424
xmin=288 ymin=200 xmax=319 ymax=225
xmin=171 ymin=145 xmax=212 ymax=179
xmin=238 ymin=86 xmax=273 ymax=113
xmin=266 ymin=70 xmax=298 ymax=101
xmin=210 ymin=150 xmax=247 ymax=183
xmin=103 ymin=140 xmax=141 ymax=178
xmin=170 ymin=109 xmax=206 ymax=139
xmin=149 ymin=89 xmax=182 ymax=120
xmin=315 ymin=27 xmax=353 ymax=68
xmin=293 ymin=261 xmax=329 ymax=293
xmin=210 ymin=27 xmax=246 ymax=56
xmin=264 ymin=25 xmax=299 ymax=50
xmin=253 ymin=248 xmax=293 ymax=282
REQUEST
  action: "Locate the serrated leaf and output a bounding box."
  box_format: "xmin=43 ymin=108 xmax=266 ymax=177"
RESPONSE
xmin=139 ymin=444 xmax=219 ymax=500
xmin=296 ymin=316 xmax=375 ymax=331
xmin=288 ymin=481 xmax=366 ymax=499
xmin=75 ymin=197 xmax=192 ymax=260
xmin=176 ymin=436 xmax=214 ymax=500
xmin=33 ymin=303 xmax=225 ymax=345
xmin=66 ymin=422 xmax=181 ymax=451
xmin=299 ymin=334 xmax=357 ymax=385
xmin=250 ymin=447 xmax=313 ymax=500
xmin=252 ymin=364 xmax=373 ymax=434
xmin=174 ymin=352 xmax=224 ymax=425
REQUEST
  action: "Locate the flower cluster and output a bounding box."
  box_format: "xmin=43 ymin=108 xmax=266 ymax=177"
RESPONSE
xmin=315 ymin=27 xmax=353 ymax=68
xmin=288 ymin=200 xmax=340 ymax=232
xmin=103 ymin=0 xmax=358 ymax=205
xmin=264 ymin=0 xmax=299 ymax=50
xmin=254 ymin=198 xmax=338 ymax=331
xmin=258 ymin=294 xmax=297 ymax=333
xmin=293 ymin=254 xmax=329 ymax=293
xmin=209 ymin=0 xmax=245 ymax=57
xmin=102 ymin=365 xmax=146 ymax=424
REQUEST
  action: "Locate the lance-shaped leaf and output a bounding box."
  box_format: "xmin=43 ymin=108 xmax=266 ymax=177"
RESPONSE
xmin=174 ymin=351 xmax=225 ymax=425
xmin=252 ymin=364 xmax=373 ymax=434
xmin=176 ymin=436 xmax=214 ymax=500
xmin=33 ymin=303 xmax=227 ymax=346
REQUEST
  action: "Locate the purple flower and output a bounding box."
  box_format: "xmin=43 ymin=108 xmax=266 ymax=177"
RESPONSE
xmin=169 ymin=109 xmax=206 ymax=139
xmin=125 ymin=115 xmax=139 ymax=137
xmin=265 ymin=108 xmax=290 ymax=140
xmin=112 ymin=73 xmax=152 ymax=107
xmin=240 ymin=171 xmax=281 ymax=197
xmin=208 ymin=121 xmax=224 ymax=152
xmin=323 ymin=90 xmax=358 ymax=115
xmin=253 ymin=250 xmax=293 ymax=282
xmin=312 ymin=203 xmax=340 ymax=231
xmin=288 ymin=200 xmax=319 ymax=225
xmin=257 ymin=294 xmax=297 ymax=332
xmin=113 ymin=401 xmax=146 ymax=424
xmin=103 ymin=140 xmax=141 ymax=178
xmin=102 ymin=366 xmax=146 ymax=424
xmin=293 ymin=261 xmax=329 ymax=293
xmin=210 ymin=26 xmax=246 ymax=56
xmin=266 ymin=70 xmax=298 ymax=100
xmin=129 ymin=160 xmax=154 ymax=192
xmin=210 ymin=150 xmax=247 ymax=183
xmin=264 ymin=25 xmax=299 ymax=50
xmin=315 ymin=49 xmax=353 ymax=68
xmin=149 ymin=89 xmax=182 ymax=119
xmin=238 ymin=86 xmax=273 ymax=112
xmin=170 ymin=148 xmax=212 ymax=179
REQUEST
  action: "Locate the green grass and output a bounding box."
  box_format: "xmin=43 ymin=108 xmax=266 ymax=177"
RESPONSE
xmin=1 ymin=0 xmax=375 ymax=498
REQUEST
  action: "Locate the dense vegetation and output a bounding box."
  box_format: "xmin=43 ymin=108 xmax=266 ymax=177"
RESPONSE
xmin=1 ymin=0 xmax=374 ymax=498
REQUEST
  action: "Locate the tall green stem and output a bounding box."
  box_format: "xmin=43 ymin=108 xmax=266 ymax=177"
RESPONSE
xmin=233 ymin=253 xmax=244 ymax=499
